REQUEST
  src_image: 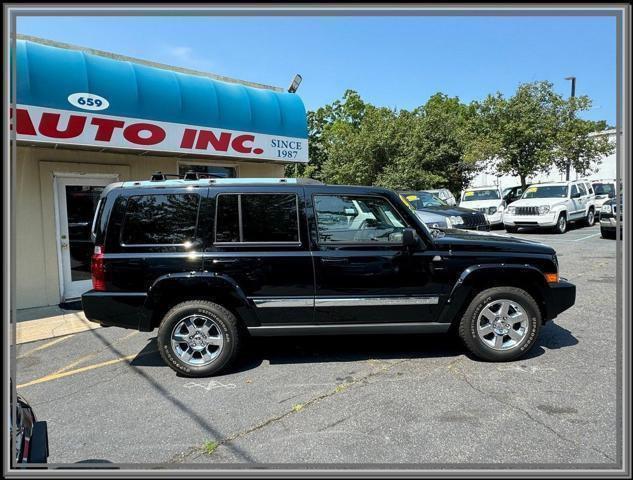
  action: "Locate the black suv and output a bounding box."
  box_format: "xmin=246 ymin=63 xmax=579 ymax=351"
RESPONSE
xmin=83 ymin=178 xmax=576 ymax=377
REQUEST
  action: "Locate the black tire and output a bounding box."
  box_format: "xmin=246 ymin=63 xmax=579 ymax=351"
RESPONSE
xmin=157 ymin=300 xmax=241 ymax=377
xmin=584 ymin=208 xmax=595 ymax=227
xmin=601 ymin=228 xmax=616 ymax=239
xmin=458 ymin=286 xmax=541 ymax=362
xmin=505 ymin=225 xmax=518 ymax=233
xmin=554 ymin=213 xmax=567 ymax=234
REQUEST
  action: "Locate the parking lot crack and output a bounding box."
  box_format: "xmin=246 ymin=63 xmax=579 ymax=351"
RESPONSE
xmin=450 ymin=362 xmax=616 ymax=463
xmin=181 ymin=358 xmax=411 ymax=463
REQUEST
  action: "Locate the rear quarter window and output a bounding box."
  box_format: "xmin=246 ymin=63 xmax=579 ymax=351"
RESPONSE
xmin=120 ymin=193 xmax=201 ymax=245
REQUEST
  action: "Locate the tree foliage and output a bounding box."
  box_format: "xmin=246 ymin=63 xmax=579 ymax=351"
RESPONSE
xmin=288 ymin=82 xmax=613 ymax=193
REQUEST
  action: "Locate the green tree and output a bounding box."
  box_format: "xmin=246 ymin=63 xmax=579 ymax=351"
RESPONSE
xmin=554 ymin=96 xmax=615 ymax=178
xmin=291 ymin=90 xmax=481 ymax=195
xmin=467 ymin=81 xmax=563 ymax=189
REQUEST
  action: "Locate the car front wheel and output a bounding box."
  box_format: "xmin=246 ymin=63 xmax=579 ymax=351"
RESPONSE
xmin=505 ymin=225 xmax=518 ymax=233
xmin=458 ymin=286 xmax=541 ymax=361
xmin=157 ymin=300 xmax=241 ymax=377
xmin=585 ymin=209 xmax=595 ymax=227
xmin=555 ymin=213 xmax=567 ymax=234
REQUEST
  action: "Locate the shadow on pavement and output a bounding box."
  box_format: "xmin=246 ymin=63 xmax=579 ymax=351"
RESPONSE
xmin=130 ymin=323 xmax=578 ymax=374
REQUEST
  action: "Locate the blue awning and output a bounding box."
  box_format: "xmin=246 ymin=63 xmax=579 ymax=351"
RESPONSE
xmin=15 ymin=39 xmax=308 ymax=140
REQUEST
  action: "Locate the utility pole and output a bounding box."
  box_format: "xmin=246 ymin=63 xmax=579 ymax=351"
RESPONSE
xmin=564 ymin=76 xmax=576 ymax=181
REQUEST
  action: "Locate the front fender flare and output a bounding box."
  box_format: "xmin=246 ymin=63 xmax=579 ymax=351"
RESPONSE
xmin=438 ymin=263 xmax=548 ymax=325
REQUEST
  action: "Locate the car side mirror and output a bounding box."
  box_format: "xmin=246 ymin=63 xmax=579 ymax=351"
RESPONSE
xmin=609 ymin=192 xmax=615 ymax=198
xmin=402 ymin=227 xmax=419 ymax=248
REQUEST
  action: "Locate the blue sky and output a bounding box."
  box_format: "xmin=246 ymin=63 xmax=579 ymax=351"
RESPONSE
xmin=17 ymin=15 xmax=617 ymax=124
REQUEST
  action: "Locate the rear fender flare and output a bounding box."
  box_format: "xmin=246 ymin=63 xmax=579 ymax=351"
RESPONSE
xmin=143 ymin=272 xmax=257 ymax=329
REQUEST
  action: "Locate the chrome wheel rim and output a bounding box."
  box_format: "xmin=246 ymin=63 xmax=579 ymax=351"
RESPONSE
xmin=476 ymin=299 xmax=529 ymax=351
xmin=588 ymin=211 xmax=594 ymax=225
xmin=170 ymin=314 xmax=224 ymax=366
xmin=558 ymin=216 xmax=566 ymax=231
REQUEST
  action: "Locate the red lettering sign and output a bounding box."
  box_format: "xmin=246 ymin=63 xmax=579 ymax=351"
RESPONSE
xmin=123 ymin=123 xmax=166 ymax=145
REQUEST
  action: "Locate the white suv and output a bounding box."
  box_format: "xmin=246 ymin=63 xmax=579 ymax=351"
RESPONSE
xmin=503 ymin=180 xmax=596 ymax=234
xmin=459 ymin=186 xmax=505 ymax=227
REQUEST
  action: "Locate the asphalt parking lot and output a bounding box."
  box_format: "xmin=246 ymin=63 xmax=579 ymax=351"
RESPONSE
xmin=15 ymin=223 xmax=620 ymax=467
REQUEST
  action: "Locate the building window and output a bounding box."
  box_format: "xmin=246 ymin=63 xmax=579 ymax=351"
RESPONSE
xmin=121 ymin=194 xmax=200 ymax=245
xmin=215 ymin=194 xmax=299 ymax=244
xmin=179 ymin=163 xmax=237 ymax=178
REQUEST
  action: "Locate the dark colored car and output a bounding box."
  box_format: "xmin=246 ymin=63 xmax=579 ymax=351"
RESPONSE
xmin=400 ymin=191 xmax=489 ymax=231
xmin=502 ymin=185 xmax=529 ymax=205
xmin=82 ymin=177 xmax=576 ymax=377
xmin=600 ymin=195 xmax=622 ymax=239
xmin=11 ymin=390 xmax=49 ymax=464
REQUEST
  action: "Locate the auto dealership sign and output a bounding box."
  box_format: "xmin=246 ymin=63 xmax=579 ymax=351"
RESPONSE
xmin=10 ymin=104 xmax=308 ymax=163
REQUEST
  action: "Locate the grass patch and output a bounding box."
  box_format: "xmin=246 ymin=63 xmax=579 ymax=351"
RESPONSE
xmin=202 ymin=440 xmax=219 ymax=455
xmin=292 ymin=403 xmax=304 ymax=412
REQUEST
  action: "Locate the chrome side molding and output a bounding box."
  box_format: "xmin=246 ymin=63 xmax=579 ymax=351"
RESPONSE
xmin=250 ymin=296 xmax=440 ymax=308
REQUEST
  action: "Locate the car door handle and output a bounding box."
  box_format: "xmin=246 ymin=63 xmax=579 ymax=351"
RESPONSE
xmin=212 ymin=258 xmax=240 ymax=264
xmin=321 ymin=257 xmax=349 ymax=264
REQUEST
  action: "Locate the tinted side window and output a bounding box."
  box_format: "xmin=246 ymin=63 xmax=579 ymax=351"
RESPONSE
xmin=215 ymin=193 xmax=299 ymax=243
xmin=571 ymin=184 xmax=579 ymax=197
xmin=314 ymin=195 xmax=406 ymax=244
xmin=215 ymin=195 xmax=240 ymax=243
xmin=242 ymin=195 xmax=299 ymax=242
xmin=121 ymin=194 xmax=200 ymax=245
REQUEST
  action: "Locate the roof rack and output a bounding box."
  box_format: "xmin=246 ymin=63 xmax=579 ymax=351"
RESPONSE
xmin=144 ymin=174 xmax=324 ymax=186
xmin=151 ymin=171 xmax=226 ymax=181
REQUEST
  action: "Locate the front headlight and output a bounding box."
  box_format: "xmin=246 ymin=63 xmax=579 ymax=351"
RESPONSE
xmin=488 ymin=206 xmax=497 ymax=215
xmin=449 ymin=215 xmax=463 ymax=226
xmin=538 ymin=205 xmax=550 ymax=215
xmin=602 ymin=204 xmax=612 ymax=214
xmin=507 ymin=206 xmax=516 ymax=215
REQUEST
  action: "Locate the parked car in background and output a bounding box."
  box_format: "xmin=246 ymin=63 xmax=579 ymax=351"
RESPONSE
xmin=11 ymin=389 xmax=49 ymax=464
xmin=502 ymin=185 xmax=529 ymax=205
xmin=399 ymin=191 xmax=489 ymax=231
xmin=423 ymin=188 xmax=457 ymax=206
xmin=503 ymin=180 xmax=596 ymax=234
xmin=600 ymin=194 xmax=622 ymax=239
xmin=459 ymin=186 xmax=505 ymax=227
xmin=82 ymin=177 xmax=576 ymax=376
xmin=592 ymin=179 xmax=617 ymax=219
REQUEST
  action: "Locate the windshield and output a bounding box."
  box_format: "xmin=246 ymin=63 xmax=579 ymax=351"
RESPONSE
xmin=593 ymin=183 xmax=615 ymax=196
xmin=403 ymin=192 xmax=447 ymax=209
xmin=462 ymin=189 xmax=500 ymax=201
xmin=522 ymin=185 xmax=568 ymax=199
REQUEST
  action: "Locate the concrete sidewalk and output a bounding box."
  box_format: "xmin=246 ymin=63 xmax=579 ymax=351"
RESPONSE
xmin=15 ymin=304 xmax=100 ymax=344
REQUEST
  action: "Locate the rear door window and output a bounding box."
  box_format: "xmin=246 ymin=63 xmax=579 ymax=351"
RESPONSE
xmin=215 ymin=193 xmax=299 ymax=244
xmin=120 ymin=193 xmax=200 ymax=245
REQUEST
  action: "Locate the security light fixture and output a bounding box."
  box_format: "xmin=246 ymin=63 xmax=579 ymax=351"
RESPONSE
xmin=288 ymin=74 xmax=302 ymax=93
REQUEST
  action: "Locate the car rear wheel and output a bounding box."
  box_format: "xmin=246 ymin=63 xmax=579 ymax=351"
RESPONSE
xmin=157 ymin=300 xmax=241 ymax=377
xmin=555 ymin=213 xmax=567 ymax=234
xmin=458 ymin=286 xmax=541 ymax=362
xmin=584 ymin=209 xmax=595 ymax=227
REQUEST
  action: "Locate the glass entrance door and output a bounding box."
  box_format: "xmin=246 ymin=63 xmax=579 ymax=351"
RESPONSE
xmin=55 ymin=175 xmax=117 ymax=301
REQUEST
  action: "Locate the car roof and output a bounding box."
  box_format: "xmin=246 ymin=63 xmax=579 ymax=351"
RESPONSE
xmin=101 ymin=178 xmax=397 ymax=198
xmin=465 ymin=185 xmax=500 ymax=190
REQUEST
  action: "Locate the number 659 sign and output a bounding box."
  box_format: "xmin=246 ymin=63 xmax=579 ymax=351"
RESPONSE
xmin=68 ymin=92 xmax=110 ymax=111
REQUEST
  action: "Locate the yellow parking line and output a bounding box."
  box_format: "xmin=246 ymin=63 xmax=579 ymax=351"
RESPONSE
xmin=53 ymin=330 xmax=139 ymax=374
xmin=16 ymin=349 xmax=156 ymax=389
xmin=16 ymin=336 xmax=72 ymax=359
